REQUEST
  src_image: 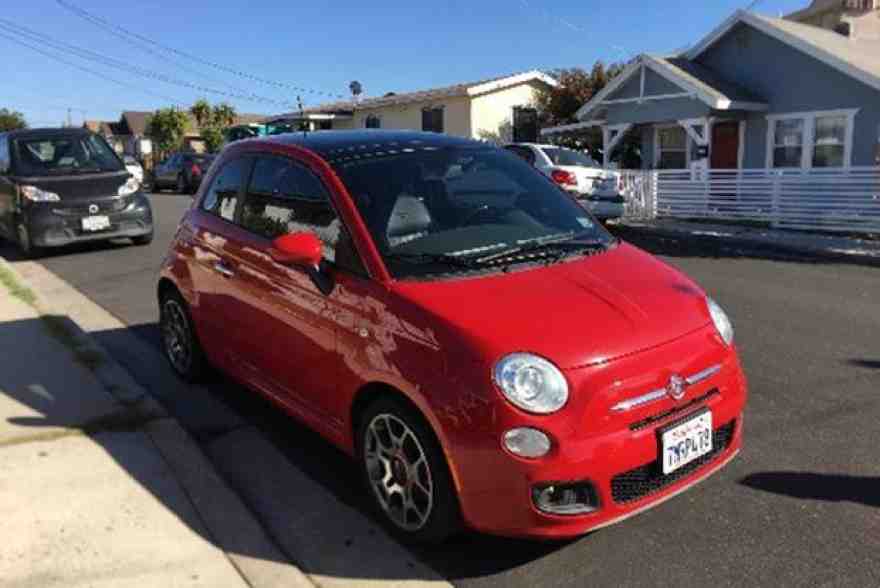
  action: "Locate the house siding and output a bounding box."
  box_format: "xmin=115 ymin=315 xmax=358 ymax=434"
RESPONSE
xmin=644 ymin=69 xmax=683 ymax=96
xmin=696 ymin=22 xmax=880 ymax=167
xmin=470 ymin=81 xmax=543 ymax=142
xmin=607 ymin=69 xmax=683 ymax=101
xmin=342 ymin=96 xmax=471 ymax=137
xmin=605 ymin=97 xmax=709 ymax=126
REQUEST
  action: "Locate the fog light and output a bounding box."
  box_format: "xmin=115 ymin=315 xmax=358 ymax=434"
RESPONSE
xmin=533 ymin=482 xmax=599 ymax=515
xmin=503 ymin=428 xmax=551 ymax=458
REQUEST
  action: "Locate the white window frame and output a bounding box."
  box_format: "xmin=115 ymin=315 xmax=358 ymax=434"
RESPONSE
xmin=765 ymin=109 xmax=859 ymax=169
xmin=654 ymin=124 xmax=691 ymax=169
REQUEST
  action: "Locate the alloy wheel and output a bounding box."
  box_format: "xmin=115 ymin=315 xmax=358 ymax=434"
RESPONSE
xmin=363 ymin=413 xmax=435 ymax=532
xmin=161 ymin=298 xmax=192 ymax=375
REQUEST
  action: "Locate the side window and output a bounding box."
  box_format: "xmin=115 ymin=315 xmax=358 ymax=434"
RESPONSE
xmin=201 ymin=157 xmax=249 ymax=222
xmin=241 ymin=157 xmax=342 ymax=262
xmin=0 ymin=137 xmax=9 ymax=173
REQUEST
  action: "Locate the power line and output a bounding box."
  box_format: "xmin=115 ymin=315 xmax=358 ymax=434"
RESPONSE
xmin=52 ymin=2 xmax=270 ymax=99
xmin=0 ymin=29 xmax=188 ymax=106
xmin=55 ymin=0 xmax=345 ymax=100
xmin=0 ymin=18 xmax=297 ymax=109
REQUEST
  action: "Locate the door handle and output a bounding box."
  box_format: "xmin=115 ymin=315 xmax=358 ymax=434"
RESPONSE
xmin=214 ymin=261 xmax=235 ymax=278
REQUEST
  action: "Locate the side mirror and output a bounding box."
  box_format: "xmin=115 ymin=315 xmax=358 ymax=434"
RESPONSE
xmin=270 ymin=232 xmax=323 ymax=268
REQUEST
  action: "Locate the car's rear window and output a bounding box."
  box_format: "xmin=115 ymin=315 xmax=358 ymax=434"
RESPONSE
xmin=541 ymin=147 xmax=598 ymax=168
xmin=12 ymin=133 xmax=124 ymax=176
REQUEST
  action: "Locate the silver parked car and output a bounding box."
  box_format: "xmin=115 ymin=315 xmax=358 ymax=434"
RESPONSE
xmin=505 ymin=143 xmax=624 ymax=221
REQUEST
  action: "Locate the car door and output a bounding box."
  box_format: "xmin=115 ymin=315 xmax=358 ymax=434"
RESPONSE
xmin=226 ymin=154 xmax=358 ymax=432
xmin=0 ymin=135 xmax=15 ymax=239
xmin=184 ymin=155 xmax=252 ymax=369
xmin=160 ymin=154 xmax=178 ymax=184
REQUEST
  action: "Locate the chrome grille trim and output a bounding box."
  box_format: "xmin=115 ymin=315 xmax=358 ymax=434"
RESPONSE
xmin=610 ymin=364 xmax=722 ymax=413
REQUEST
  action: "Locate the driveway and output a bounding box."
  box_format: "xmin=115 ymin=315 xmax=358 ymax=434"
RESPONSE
xmin=3 ymin=192 xmax=879 ymax=587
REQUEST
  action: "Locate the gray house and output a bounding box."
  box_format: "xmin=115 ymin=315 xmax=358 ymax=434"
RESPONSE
xmin=544 ymin=9 xmax=880 ymax=171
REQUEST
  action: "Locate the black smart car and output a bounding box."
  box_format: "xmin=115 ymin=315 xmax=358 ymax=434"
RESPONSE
xmin=0 ymin=128 xmax=153 ymax=256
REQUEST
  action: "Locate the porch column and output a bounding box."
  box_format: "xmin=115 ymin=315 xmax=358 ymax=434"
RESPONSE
xmin=603 ymin=123 xmax=634 ymax=168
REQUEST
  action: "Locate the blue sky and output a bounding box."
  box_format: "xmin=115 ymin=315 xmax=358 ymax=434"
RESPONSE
xmin=3 ymin=0 xmax=808 ymax=126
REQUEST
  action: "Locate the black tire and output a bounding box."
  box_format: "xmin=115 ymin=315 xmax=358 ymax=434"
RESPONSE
xmin=16 ymin=222 xmax=42 ymax=258
xmin=159 ymin=288 xmax=208 ymax=383
xmin=151 ymin=177 xmax=161 ymax=193
xmin=132 ymin=231 xmax=154 ymax=246
xmin=176 ymin=174 xmax=187 ymax=194
xmin=356 ymin=396 xmax=462 ymax=544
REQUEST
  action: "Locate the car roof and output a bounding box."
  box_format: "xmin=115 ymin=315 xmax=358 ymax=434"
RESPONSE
xmin=2 ymin=127 xmax=93 ymax=140
xmin=260 ymin=130 xmax=491 ymax=163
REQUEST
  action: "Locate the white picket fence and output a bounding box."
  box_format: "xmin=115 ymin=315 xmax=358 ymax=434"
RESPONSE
xmin=618 ymin=167 xmax=880 ymax=234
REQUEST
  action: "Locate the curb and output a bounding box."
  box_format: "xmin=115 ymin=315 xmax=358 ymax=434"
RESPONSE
xmin=616 ymin=221 xmax=880 ymax=267
xmin=0 ymin=255 xmax=317 ymax=588
xmin=0 ymin=257 xmax=167 ymax=419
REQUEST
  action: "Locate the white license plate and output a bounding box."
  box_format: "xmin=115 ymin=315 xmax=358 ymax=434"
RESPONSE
xmin=661 ymin=411 xmax=713 ymax=475
xmin=81 ymin=215 xmax=110 ymax=232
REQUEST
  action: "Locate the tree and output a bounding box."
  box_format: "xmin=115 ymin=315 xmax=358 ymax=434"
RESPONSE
xmin=147 ymin=108 xmax=189 ymax=156
xmin=0 ymin=108 xmax=27 ymax=132
xmin=190 ymin=101 xmax=237 ymax=152
xmin=212 ymin=103 xmax=236 ymax=128
xmin=534 ymin=61 xmax=628 ymax=156
xmin=189 ymin=99 xmax=211 ymax=128
xmin=200 ymin=126 xmax=226 ymax=154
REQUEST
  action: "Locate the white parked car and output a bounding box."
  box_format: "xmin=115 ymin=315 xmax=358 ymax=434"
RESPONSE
xmin=123 ymin=155 xmax=144 ymax=186
xmin=504 ymin=143 xmax=624 ymax=221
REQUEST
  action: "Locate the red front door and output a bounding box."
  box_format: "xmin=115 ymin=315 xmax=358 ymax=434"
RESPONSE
xmin=710 ymin=122 xmax=740 ymax=169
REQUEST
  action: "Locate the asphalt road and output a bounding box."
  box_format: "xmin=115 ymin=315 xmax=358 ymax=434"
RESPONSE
xmin=5 ymin=192 xmax=879 ymax=587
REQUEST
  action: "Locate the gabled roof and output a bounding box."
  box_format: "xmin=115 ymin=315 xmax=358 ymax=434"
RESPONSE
xmin=685 ymin=10 xmax=880 ymax=92
xmin=574 ymin=53 xmax=767 ymax=121
xmin=268 ymin=71 xmax=557 ymax=122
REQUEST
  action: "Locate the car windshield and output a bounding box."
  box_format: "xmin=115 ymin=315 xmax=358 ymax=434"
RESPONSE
xmin=12 ymin=133 xmax=124 ymax=176
xmin=541 ymin=147 xmax=598 ymax=168
xmin=332 ymin=145 xmax=614 ymax=279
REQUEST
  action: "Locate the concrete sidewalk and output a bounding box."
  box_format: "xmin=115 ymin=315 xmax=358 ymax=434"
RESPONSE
xmin=0 ymin=266 xmax=311 ymax=587
xmin=617 ymin=218 xmax=880 ymax=265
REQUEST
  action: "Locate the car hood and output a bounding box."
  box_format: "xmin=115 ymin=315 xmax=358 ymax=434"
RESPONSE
xmin=392 ymin=242 xmax=712 ymax=369
xmin=13 ymin=170 xmax=129 ymax=200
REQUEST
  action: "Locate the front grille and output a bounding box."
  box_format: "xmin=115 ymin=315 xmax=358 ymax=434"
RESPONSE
xmin=629 ymin=389 xmax=720 ymax=431
xmin=611 ymin=419 xmax=736 ymax=504
xmin=52 ymin=197 xmax=128 ymax=216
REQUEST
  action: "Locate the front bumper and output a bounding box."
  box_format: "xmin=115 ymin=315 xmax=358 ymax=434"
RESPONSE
xmin=448 ymin=326 xmax=748 ymax=539
xmin=26 ymin=192 xmax=154 ymax=248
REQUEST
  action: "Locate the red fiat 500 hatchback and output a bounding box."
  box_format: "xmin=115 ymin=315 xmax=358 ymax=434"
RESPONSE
xmin=158 ymin=131 xmax=747 ymax=542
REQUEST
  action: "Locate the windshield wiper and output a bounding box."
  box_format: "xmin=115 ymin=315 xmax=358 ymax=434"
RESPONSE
xmin=477 ymin=235 xmax=608 ymax=267
xmin=385 ymin=252 xmax=480 ymax=270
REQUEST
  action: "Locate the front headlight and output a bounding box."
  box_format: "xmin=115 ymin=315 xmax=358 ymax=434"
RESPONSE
xmin=707 ymin=297 xmax=734 ymax=346
xmin=493 ymin=353 xmax=569 ymax=414
xmin=118 ymin=176 xmax=140 ymax=197
xmin=20 ymin=185 xmax=60 ymax=202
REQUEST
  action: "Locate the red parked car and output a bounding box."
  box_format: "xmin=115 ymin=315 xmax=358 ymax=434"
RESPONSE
xmin=158 ymin=131 xmax=747 ymax=542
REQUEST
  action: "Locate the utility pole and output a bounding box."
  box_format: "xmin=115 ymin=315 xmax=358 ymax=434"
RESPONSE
xmin=66 ymin=108 xmax=72 ymax=128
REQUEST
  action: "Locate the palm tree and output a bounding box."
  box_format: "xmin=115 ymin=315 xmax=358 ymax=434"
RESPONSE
xmin=190 ymin=99 xmax=211 ymax=128
xmin=212 ymin=103 xmax=237 ymax=128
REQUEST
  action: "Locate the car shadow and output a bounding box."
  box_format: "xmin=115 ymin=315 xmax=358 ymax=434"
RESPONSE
xmin=0 ymin=238 xmax=133 ymax=262
xmin=847 ymin=358 xmax=880 ymax=370
xmin=60 ymin=319 xmax=571 ymax=582
xmin=740 ymin=472 xmax=880 ymax=508
xmin=608 ymin=226 xmax=880 ymax=268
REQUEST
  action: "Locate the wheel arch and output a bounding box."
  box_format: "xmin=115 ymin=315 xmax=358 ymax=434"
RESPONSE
xmin=349 ymin=381 xmax=460 ymax=486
